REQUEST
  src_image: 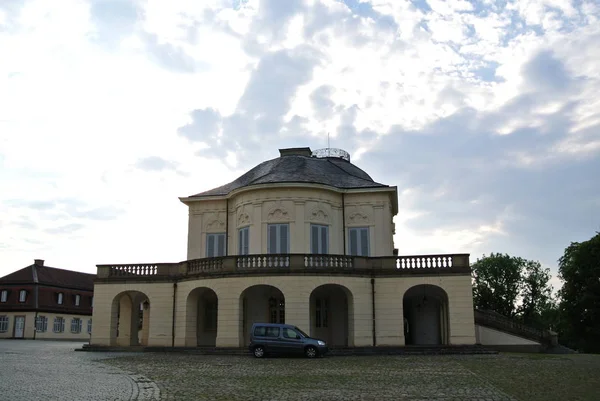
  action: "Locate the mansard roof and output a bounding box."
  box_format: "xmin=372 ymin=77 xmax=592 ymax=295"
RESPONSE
xmin=189 ymin=147 xmax=389 ymax=198
xmin=0 ymin=260 xmax=95 ymax=291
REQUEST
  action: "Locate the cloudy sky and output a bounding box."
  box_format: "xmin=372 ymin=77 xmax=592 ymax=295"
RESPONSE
xmin=1 ymin=0 xmax=598 ymax=288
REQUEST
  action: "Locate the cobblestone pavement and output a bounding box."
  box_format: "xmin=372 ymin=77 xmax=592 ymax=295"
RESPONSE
xmin=0 ymin=340 xmax=160 ymax=400
xmin=104 ymin=353 xmax=517 ymax=401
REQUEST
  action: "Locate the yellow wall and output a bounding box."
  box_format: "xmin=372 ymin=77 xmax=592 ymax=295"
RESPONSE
xmin=185 ymin=186 xmax=396 ymax=259
xmin=0 ymin=311 xmax=92 ymax=341
xmin=91 ymin=274 xmax=475 ymax=348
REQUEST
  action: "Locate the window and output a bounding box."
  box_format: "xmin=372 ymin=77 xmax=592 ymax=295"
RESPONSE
xmin=87 ymin=319 xmax=92 ymax=334
xmin=310 ymin=224 xmax=329 ymax=254
xmin=315 ymin=298 xmax=329 ymax=328
xmin=0 ymin=316 xmax=8 ymax=332
xmin=265 ymin=327 xmax=280 ymax=338
xmin=57 ymin=293 xmax=64 ymax=305
xmin=0 ymin=290 xmax=7 ymax=303
xmin=349 ymin=227 xmax=370 ymax=256
xmin=90 ymin=296 xmax=94 ymax=308
xmin=238 ymin=227 xmax=249 ymax=255
xmin=19 ymin=290 xmax=27 ymax=303
xmin=206 ymin=233 xmax=226 ymax=257
xmin=75 ymin=294 xmax=81 ymax=306
xmin=282 ymin=328 xmax=300 ymax=339
xmin=71 ymin=318 xmax=82 ymax=334
xmin=267 ymin=224 xmax=289 ymax=254
xmin=35 ymin=316 xmax=48 ymax=332
xmin=269 ymin=297 xmax=285 ymax=324
xmin=53 ymin=317 xmax=65 ymax=333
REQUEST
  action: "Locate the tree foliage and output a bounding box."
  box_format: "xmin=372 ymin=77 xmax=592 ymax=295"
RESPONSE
xmin=472 ymin=253 xmax=524 ymax=318
xmin=558 ymin=232 xmax=600 ymax=353
xmin=472 ymin=253 xmax=554 ymax=325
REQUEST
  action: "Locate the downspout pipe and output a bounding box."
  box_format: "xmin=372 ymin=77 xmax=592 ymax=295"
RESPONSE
xmin=171 ymin=282 xmax=177 ymax=348
xmin=342 ymin=193 xmax=346 ymax=255
xmin=371 ymin=278 xmax=376 ymax=347
xmin=225 ymin=199 xmax=229 ymax=255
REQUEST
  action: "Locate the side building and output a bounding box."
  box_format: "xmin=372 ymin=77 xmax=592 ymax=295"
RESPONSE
xmin=0 ymin=259 xmax=94 ymax=341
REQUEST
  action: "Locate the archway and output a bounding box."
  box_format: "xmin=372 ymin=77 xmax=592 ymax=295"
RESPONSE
xmin=185 ymin=287 xmax=218 ymax=346
xmin=309 ymin=284 xmax=354 ymax=347
xmin=109 ymin=291 xmax=150 ymax=346
xmin=403 ymin=285 xmax=449 ymax=345
xmin=239 ymin=285 xmax=285 ymax=346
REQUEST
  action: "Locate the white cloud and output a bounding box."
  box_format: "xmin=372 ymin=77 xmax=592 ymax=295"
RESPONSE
xmin=0 ymin=0 xmax=599 ymax=282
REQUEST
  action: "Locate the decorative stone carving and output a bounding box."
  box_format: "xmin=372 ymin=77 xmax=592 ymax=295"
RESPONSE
xmin=346 ymin=206 xmax=371 ymax=225
xmin=237 ymin=212 xmax=251 ymax=227
xmin=204 ymin=212 xmax=226 ymax=232
xmin=309 ymin=206 xmax=330 ymax=223
xmin=266 ymin=202 xmax=291 ymax=222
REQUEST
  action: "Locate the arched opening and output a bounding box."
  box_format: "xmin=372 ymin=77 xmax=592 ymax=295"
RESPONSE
xmin=185 ymin=287 xmax=218 ymax=346
xmin=239 ymin=285 xmax=285 ymax=346
xmin=309 ymin=284 xmax=354 ymax=347
xmin=109 ymin=291 xmax=150 ymax=347
xmin=403 ymin=285 xmax=449 ymax=345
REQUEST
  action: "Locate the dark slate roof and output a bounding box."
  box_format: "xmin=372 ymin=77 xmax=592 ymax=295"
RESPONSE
xmin=190 ymin=154 xmax=389 ymax=197
xmin=0 ymin=263 xmax=95 ymax=291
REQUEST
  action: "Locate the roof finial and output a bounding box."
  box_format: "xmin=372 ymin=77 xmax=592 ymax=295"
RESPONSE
xmin=327 ymin=132 xmax=330 ymax=157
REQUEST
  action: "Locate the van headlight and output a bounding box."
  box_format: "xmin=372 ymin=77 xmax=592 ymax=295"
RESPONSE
xmin=317 ymin=340 xmax=326 ymax=346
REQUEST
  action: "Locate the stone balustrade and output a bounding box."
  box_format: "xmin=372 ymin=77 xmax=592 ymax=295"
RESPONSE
xmin=96 ymin=253 xmax=470 ymax=280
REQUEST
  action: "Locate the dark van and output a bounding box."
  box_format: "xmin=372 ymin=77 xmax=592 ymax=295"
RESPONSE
xmin=248 ymin=323 xmax=328 ymax=358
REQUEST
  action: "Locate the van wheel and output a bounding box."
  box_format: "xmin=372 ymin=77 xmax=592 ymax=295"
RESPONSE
xmin=253 ymin=346 xmax=265 ymax=358
xmin=305 ymin=346 xmax=318 ymax=358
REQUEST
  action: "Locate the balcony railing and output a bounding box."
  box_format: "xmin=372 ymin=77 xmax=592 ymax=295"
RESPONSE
xmin=97 ymin=253 xmax=470 ymax=279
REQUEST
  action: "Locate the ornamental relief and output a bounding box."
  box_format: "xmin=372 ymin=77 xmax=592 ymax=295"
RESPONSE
xmin=345 ymin=206 xmax=372 ymax=225
xmin=264 ymin=201 xmax=293 ymax=222
xmin=204 ymin=212 xmax=226 ymax=232
xmin=236 ymin=205 xmax=252 ymax=227
xmin=308 ymin=203 xmax=331 ymax=224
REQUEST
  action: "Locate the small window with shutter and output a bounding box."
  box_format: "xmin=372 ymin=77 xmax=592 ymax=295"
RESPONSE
xmin=348 ymin=227 xmax=370 ymax=256
xmin=206 ymin=233 xmax=226 ymax=257
xmin=267 ymin=224 xmax=289 ymax=254
xmin=238 ymin=227 xmax=250 ymax=255
xmin=310 ymin=224 xmax=329 ymax=254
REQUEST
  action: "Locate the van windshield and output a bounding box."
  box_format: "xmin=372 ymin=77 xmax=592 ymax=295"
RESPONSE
xmin=294 ymin=327 xmax=309 ymax=338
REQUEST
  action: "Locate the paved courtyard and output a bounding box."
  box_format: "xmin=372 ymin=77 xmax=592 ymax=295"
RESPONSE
xmin=1 ymin=340 xmax=598 ymax=400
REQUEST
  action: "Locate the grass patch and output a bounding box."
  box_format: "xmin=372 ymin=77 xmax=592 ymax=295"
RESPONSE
xmin=459 ymin=353 xmax=600 ymax=401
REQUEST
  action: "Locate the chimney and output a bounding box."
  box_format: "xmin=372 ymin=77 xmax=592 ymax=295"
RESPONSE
xmin=279 ymin=147 xmax=312 ymax=157
xmin=34 ymin=259 xmax=44 ymax=267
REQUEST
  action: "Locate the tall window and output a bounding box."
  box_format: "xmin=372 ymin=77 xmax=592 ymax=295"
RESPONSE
xmin=310 ymin=224 xmax=329 ymax=254
xmin=349 ymin=227 xmax=370 ymax=256
xmin=71 ymin=318 xmax=82 ymax=334
xmin=0 ymin=316 xmax=8 ymax=332
xmin=206 ymin=233 xmax=226 ymax=257
xmin=87 ymin=319 xmax=93 ymax=334
xmin=57 ymin=293 xmax=64 ymax=305
xmin=35 ymin=316 xmax=48 ymax=332
xmin=53 ymin=317 xmax=65 ymax=333
xmin=267 ymin=224 xmax=289 ymax=254
xmin=19 ymin=290 xmax=27 ymax=303
xmin=0 ymin=290 xmax=7 ymax=302
xmin=75 ymin=294 xmax=81 ymax=306
xmin=315 ymin=298 xmax=329 ymax=328
xmin=238 ymin=227 xmax=249 ymax=255
xmin=268 ymin=297 xmax=285 ymax=324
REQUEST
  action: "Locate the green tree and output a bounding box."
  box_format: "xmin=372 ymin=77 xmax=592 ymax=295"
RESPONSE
xmin=472 ymin=253 xmax=524 ymax=317
xmin=558 ymin=232 xmax=600 ymax=353
xmin=519 ymin=260 xmax=553 ymax=326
